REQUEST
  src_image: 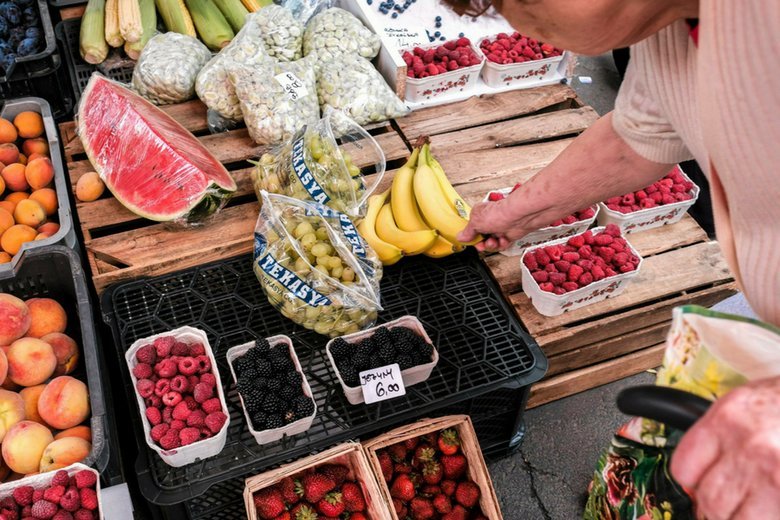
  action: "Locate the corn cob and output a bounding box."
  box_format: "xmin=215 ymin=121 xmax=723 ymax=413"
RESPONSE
xmin=211 ymin=0 xmax=247 ymax=32
xmin=124 ymin=0 xmax=156 ymax=59
xmin=155 ymin=0 xmax=196 ymax=37
xmin=79 ymin=0 xmax=109 ymax=64
xmin=238 ymin=0 xmax=269 ymax=13
xmin=184 ymin=0 xmax=234 ymax=50
xmin=119 ymin=0 xmax=143 ymax=43
xmin=104 ymin=0 xmax=124 ymax=47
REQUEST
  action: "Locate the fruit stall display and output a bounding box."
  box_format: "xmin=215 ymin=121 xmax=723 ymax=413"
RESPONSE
xmin=0 ymin=0 xmax=55 ymax=78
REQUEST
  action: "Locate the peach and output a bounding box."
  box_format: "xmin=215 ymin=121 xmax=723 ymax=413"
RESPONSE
xmin=0 ymin=389 xmax=25 ymax=442
xmin=29 ymin=189 xmax=58 ymax=217
xmin=1 ymin=224 xmax=37 ymax=256
xmin=38 ymin=376 xmax=89 ymax=430
xmin=25 ymin=298 xmax=67 ymax=339
xmin=7 ymin=337 xmax=57 ymax=386
xmin=0 ymin=346 xmax=16 ymax=390
xmin=39 ymin=436 xmax=91 ymax=472
xmin=0 ymin=208 xmax=13 ymax=236
xmin=0 ymin=163 xmax=26 ymax=192
xmin=0 ymin=294 xmax=30 ymax=345
xmin=24 ymin=158 xmax=54 ymax=191
xmin=75 ymin=172 xmax=105 ymax=202
xmin=0 ymin=348 xmax=6 ymax=385
xmin=0 ymin=201 xmax=15 ymax=214
xmin=41 ymin=333 xmax=78 ymax=376
xmin=55 ymin=425 xmax=91 ymax=442
xmin=20 ymin=384 xmax=47 ymax=426
xmin=23 ymin=138 xmax=49 ymax=157
xmin=0 ymin=144 xmax=19 ymax=166
xmin=37 ymin=222 xmax=60 ymax=235
xmin=0 ymin=119 xmax=17 ymax=144
xmin=13 ymin=112 xmax=44 ymax=139
xmin=2 ymin=420 xmax=54 ymax=474
xmin=0 ymin=252 xmax=11 ymax=264
xmin=13 ymin=199 xmax=45 ymax=228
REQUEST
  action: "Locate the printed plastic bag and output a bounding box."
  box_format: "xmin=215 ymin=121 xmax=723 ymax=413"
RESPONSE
xmin=253 ymin=191 xmax=382 ymax=337
xmin=132 ymin=33 xmax=212 ymax=105
xmin=303 ymin=7 xmax=380 ymax=60
xmin=230 ymin=56 xmax=319 ymax=145
xmin=251 ymin=108 xmax=385 ymax=217
xmin=316 ymin=54 xmax=409 ymax=126
xmin=253 ymin=5 xmax=304 ymax=61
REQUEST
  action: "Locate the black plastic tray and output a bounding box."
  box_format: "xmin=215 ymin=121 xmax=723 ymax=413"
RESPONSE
xmin=0 ymin=0 xmax=58 ymax=81
xmin=0 ymin=246 xmax=109 ymax=473
xmin=49 ymin=0 xmax=86 ymax=8
xmin=102 ymin=249 xmax=547 ymax=506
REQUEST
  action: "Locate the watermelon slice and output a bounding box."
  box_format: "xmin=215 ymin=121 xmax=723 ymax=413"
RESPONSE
xmin=78 ymin=74 xmax=237 ymax=223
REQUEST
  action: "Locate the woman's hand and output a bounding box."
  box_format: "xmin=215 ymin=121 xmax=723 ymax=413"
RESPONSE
xmin=671 ymin=376 xmax=780 ymax=519
xmin=457 ymin=195 xmax=535 ymax=252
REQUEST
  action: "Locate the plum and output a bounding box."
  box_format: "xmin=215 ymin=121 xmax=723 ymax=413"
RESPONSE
xmin=0 ymin=16 xmax=9 ymax=38
xmin=24 ymin=25 xmax=38 ymax=38
xmin=21 ymin=5 xmax=36 ymax=25
xmin=7 ymin=25 xmax=23 ymax=47
xmin=0 ymin=52 xmax=15 ymax=75
xmin=16 ymin=36 xmax=37 ymax=55
xmin=0 ymin=2 xmax=21 ymax=25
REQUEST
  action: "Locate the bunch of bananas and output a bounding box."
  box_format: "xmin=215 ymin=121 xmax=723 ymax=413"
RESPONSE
xmin=358 ymin=143 xmax=481 ymax=265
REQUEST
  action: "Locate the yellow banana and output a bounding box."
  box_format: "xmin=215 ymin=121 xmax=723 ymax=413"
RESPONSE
xmin=376 ymin=203 xmax=438 ymax=255
xmin=423 ymin=235 xmax=461 ymax=258
xmin=391 ymin=147 xmax=432 ymax=232
xmin=414 ymin=149 xmax=482 ymax=247
xmin=427 ymin=146 xmax=472 ymax=219
xmin=357 ymin=191 xmax=403 ymax=266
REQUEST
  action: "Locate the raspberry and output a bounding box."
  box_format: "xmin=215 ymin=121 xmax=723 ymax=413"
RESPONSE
xmin=486 ymin=53 xmax=500 ymax=63
xmin=592 ymin=266 xmax=606 ymax=281
xmin=650 ymin=192 xmax=663 ymax=203
xmin=22 ymin=506 xmax=33 ymax=517
xmin=43 ymin=486 xmax=65 ymax=504
xmin=578 ymin=272 xmax=594 ymax=287
xmin=545 ymin=245 xmax=563 ymax=262
xmin=553 ymin=260 xmax=570 ymax=273
xmin=561 ymin=252 xmax=579 ymax=263
xmin=567 ymin=235 xmax=585 ymax=248
xmin=205 ymin=411 xmax=228 ymax=434
xmin=412 ymin=64 xmax=425 ymax=76
xmin=562 ymin=215 xmax=577 ymax=224
xmin=153 ymin=336 xmax=175 ymax=358
xmin=603 ymin=224 xmax=621 ymax=237
xmin=162 ymin=391 xmax=182 ymax=407
xmin=201 ymin=398 xmax=222 ymax=414
xmin=190 ymin=343 xmax=206 ymax=356
xmin=179 ymin=427 xmax=201 ymax=446
xmin=155 ymin=359 xmax=177 ymax=378
xmin=184 ymin=396 xmax=199 ymax=410
xmin=553 ymin=286 xmax=566 ymax=295
xmin=170 ymin=375 xmax=189 ymax=393
xmin=605 ymin=267 xmax=618 ymax=277
xmin=193 ymin=382 xmax=213 ymax=403
xmin=538 ymin=282 xmax=554 ymax=293
xmin=544 ymin=263 xmax=556 ymax=273
xmin=582 ymin=230 xmax=595 ymax=245
xmin=0 ymin=498 xmax=14 ymax=510
xmin=145 ymin=395 xmax=161 ymax=409
xmin=597 ymin=246 xmax=615 ymax=261
xmin=199 ymin=373 xmax=216 ymax=388
xmin=172 ymin=401 xmax=192 ymax=420
xmin=561 ymin=282 xmax=579 ymax=292
xmin=594 ymin=234 xmax=613 ymax=246
xmin=456 ymin=37 xmax=470 ymax=47
xmin=548 ymin=272 xmax=566 ymax=286
xmin=161 ymin=406 xmax=173 ymax=423
xmin=534 ymin=249 xmax=551 ymax=266
xmin=132 ymin=363 xmax=153 ymax=380
xmin=74 ymin=511 xmax=93 ymax=520
xmin=145 ymin=407 xmax=162 ymax=426
xmin=195 ymin=356 xmax=212 ymax=374
xmin=150 ymin=423 xmax=169 ymax=442
xmin=578 ymin=245 xmax=593 ymax=259
xmin=619 ymin=263 xmax=636 ymax=273
xmin=567 ymin=265 xmax=584 ymax=282
xmin=33 ymin=490 xmax=44 ymax=503
xmin=448 ymin=60 xmax=459 ymax=71
xmin=457 ymin=56 xmax=470 ymax=67
xmin=78 ymin=488 xmax=98 ymax=511
xmin=187 ymin=409 xmax=206 ymax=427
xmin=170 ymin=419 xmax=186 ymax=431
xmin=2 ymin=507 xmax=18 ymax=520
xmin=135 ymin=345 xmax=157 ymax=365
xmin=614 ymin=252 xmax=629 ymax=266
xmin=187 ymin=375 xmax=200 ymax=389
xmin=31 ymin=500 xmax=58 ymax=519
xmin=53 ymin=512 xmax=73 ymax=520
xmin=13 ymin=486 xmax=34 ymax=506
xmin=611 ymin=239 xmax=626 ymax=252
xmin=136 ymin=379 xmax=154 ymax=398
xmin=579 ymin=207 xmax=596 ymax=219
xmin=426 ymin=64 xmax=438 ymax=75
xmin=522 ymin=254 xmax=538 ymax=270
xmin=159 ymin=429 xmax=180 ymax=450
xmin=531 ymin=271 xmax=548 ymax=283
xmin=171 ymin=341 xmax=190 ymax=356
xmin=154 ymin=378 xmax=170 ymax=397
xmin=423 ymin=49 xmax=436 ymax=63
xmin=73 ymin=471 xmax=97 ymax=490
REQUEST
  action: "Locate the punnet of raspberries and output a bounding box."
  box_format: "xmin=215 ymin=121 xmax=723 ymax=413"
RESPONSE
xmin=604 ymin=167 xmax=696 ymax=214
xmin=377 ymin=428 xmax=489 ymax=520
xmin=488 ymin=183 xmax=596 ymax=226
xmin=1 ymin=469 xmax=100 ymax=519
xmin=252 ymin=462 xmax=369 ymax=520
xmin=133 ymin=335 xmax=227 ymax=450
xmin=523 ymin=224 xmax=641 ymax=295
xmin=479 ymin=32 xmax=563 ymax=65
xmin=402 ymin=38 xmax=482 ymax=79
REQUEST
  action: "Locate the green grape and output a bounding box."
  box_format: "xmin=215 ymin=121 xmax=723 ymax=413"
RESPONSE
xmin=294 ymin=257 xmax=310 ymax=274
xmin=315 ymin=227 xmax=329 ymax=241
xmin=294 ymin=221 xmax=315 ymax=239
xmin=342 ymin=267 xmax=355 ymax=282
xmin=316 ymin=255 xmax=331 ymax=267
xmin=328 ymin=256 xmax=342 ymax=270
xmin=311 ymin=243 xmax=329 ymax=257
xmin=331 ymin=265 xmax=343 ymax=279
xmin=305 ymin=306 xmax=320 ymax=320
xmin=300 ymin=233 xmax=317 ymax=251
xmin=314 ymin=264 xmax=330 ymax=276
xmin=314 ymin=321 xmax=333 ymax=335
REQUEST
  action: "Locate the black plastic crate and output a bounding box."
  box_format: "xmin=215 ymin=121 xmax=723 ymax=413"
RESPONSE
xmin=49 ymin=0 xmax=86 ymax=8
xmin=102 ymin=249 xmax=547 ymax=506
xmin=0 ymin=0 xmax=58 ymax=80
xmin=0 ymin=56 xmax=73 ymax=121
xmin=0 ymin=246 xmax=109 ymax=472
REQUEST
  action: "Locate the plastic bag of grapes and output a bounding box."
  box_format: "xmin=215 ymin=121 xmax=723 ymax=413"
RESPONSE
xmin=250 ymin=108 xmax=385 ymax=218
xmin=253 ymin=190 xmax=383 ymax=337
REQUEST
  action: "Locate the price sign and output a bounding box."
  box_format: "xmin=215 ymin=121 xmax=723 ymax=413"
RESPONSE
xmin=383 ymin=26 xmax=427 ymax=49
xmin=360 ymin=364 xmax=406 ymax=404
xmin=274 ymin=72 xmax=308 ymax=101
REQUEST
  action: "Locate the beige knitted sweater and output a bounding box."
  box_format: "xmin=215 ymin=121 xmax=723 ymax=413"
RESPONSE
xmin=612 ymin=0 xmax=779 ymax=327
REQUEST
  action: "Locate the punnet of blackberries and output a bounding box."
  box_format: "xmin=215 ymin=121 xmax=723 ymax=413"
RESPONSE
xmin=331 ymin=326 xmax=434 ymax=387
xmin=232 ymin=338 xmax=315 ymax=432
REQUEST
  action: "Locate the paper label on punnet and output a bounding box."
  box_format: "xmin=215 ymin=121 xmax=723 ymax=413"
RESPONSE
xmin=275 ymin=72 xmax=309 ymax=101
xmin=360 ymin=364 xmax=406 ymax=404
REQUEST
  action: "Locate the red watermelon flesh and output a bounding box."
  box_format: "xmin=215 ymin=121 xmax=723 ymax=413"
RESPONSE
xmin=78 ymin=74 xmax=237 ymax=222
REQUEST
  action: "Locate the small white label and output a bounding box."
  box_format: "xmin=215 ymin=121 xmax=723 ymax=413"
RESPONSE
xmin=384 ymin=26 xmax=427 ymax=48
xmin=360 ymin=364 xmax=406 ymax=404
xmin=275 ymin=72 xmax=308 ymax=101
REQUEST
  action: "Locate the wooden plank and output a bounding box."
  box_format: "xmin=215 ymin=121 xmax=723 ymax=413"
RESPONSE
xmin=511 ymin=241 xmax=733 ymax=336
xmin=396 ymin=84 xmax=579 ymax=139
xmin=527 ymin=344 xmax=666 ymax=408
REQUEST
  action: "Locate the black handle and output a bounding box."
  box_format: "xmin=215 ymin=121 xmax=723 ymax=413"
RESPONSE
xmin=616 ymin=385 xmax=712 ymax=432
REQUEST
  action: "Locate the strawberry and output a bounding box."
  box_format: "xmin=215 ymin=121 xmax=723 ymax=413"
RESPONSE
xmin=441 ymin=505 xmax=470 ymax=520
xmin=437 ymin=429 xmax=460 ymax=455
xmin=290 ymin=503 xmax=318 ymax=520
xmin=390 ymin=474 xmax=415 ymax=501
xmin=317 ymin=491 xmax=345 ymax=517
xmin=403 ymin=436 xmax=420 ymax=450
xmin=440 ymin=480 xmax=457 ymax=497
xmin=392 ymin=498 xmax=408 ymax=518
xmin=253 ymin=487 xmax=286 ymax=519
xmin=341 ymin=482 xmax=365 ymax=512
xmin=298 ymin=473 xmax=336 ymax=503
xmin=422 ymin=461 xmax=442 ymax=484
xmin=421 ymin=484 xmax=441 ymax=496
xmin=423 ymin=432 xmax=438 ymax=446
xmin=454 ymin=481 xmax=480 ymax=508
xmin=273 ymin=513 xmax=291 ymax=520
xmin=441 ymin=454 xmax=468 ymax=480
xmin=278 ymin=477 xmax=299 ymax=506
xmin=410 ymin=497 xmax=435 ymax=519
xmin=433 ymin=494 xmax=453 ymax=513
xmin=487 ymin=192 xmax=504 ymax=201
xmin=348 ymin=513 xmax=368 ymax=520
xmin=413 ymin=445 xmax=436 ymax=467
xmin=388 ymin=443 xmax=408 ymax=462
xmin=318 ymin=464 xmax=349 ymax=486
xmin=378 ymin=450 xmax=394 ymax=482
xmin=394 ymin=462 xmax=413 ymax=474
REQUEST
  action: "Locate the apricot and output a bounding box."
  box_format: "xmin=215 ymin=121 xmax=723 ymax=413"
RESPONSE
xmin=0 ymin=389 xmax=26 ymax=442
xmin=0 ymin=208 xmax=14 ymax=235
xmin=20 ymin=384 xmax=47 ymax=425
xmin=4 ymin=192 xmax=27 ymax=205
xmin=34 ymin=233 xmax=49 ymax=241
xmin=29 ymin=189 xmax=58 ymax=217
xmin=2 ymin=421 xmax=54 ymax=474
xmin=75 ymin=172 xmax=105 ymax=202
xmin=0 ymin=347 xmax=17 ymax=390
xmin=13 ymin=112 xmax=44 ymax=139
xmin=0 ymin=348 xmax=6 ymax=385
xmin=13 ymin=199 xmax=45 ymax=228
xmin=39 ymin=436 xmax=91 ymax=472
xmin=38 ymin=376 xmax=89 ymax=430
xmin=24 ymin=158 xmax=54 ymax=190
xmin=54 ymin=425 xmax=91 ymax=442
xmin=0 ymin=294 xmax=30 ymax=345
xmin=22 ymin=138 xmax=49 ymax=156
xmin=0 ymin=144 xmax=19 ymax=166
xmin=25 ymin=299 xmax=67 ymax=339
xmin=0 ymin=175 xmax=4 ymax=197
xmin=0 ymin=253 xmax=10 ymax=264
xmin=0 ymin=201 xmax=15 ymax=214
xmin=1 ymin=165 xmax=27 ymax=196
xmin=27 ymin=153 xmax=45 ymax=162
xmin=0 ymin=119 xmax=17 ymax=144
xmin=17 ymin=154 xmax=27 ymax=166
xmin=1 ymin=224 xmax=36 ymax=256
xmin=41 ymin=332 xmax=79 ymax=376
xmin=7 ymin=338 xmax=57 ymax=386
xmin=37 ymin=222 xmax=59 ymax=236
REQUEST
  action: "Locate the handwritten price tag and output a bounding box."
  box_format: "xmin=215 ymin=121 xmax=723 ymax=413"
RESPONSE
xmin=360 ymin=364 xmax=406 ymax=404
xmin=383 ymin=26 xmax=427 ymax=48
xmin=274 ymin=72 xmax=308 ymax=101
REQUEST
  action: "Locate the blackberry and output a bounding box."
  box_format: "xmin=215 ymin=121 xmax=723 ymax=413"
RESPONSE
xmin=242 ymin=390 xmax=263 ymax=414
xmin=267 ymin=378 xmax=282 ymax=393
xmin=284 ymin=371 xmax=303 ymax=388
xmin=411 ymin=350 xmax=429 ymax=367
xmin=232 ymin=355 xmax=253 ymax=376
xmin=262 ymin=394 xmax=282 ymax=413
xmin=294 ymin=395 xmax=315 ymax=417
xmin=236 ymin=378 xmax=254 ymax=396
xmin=340 ymin=365 xmax=359 ymax=387
xmin=369 ymin=353 xmax=383 ymax=369
xmin=391 ymin=326 xmax=420 ymax=352
xmin=283 ymin=409 xmax=297 ymax=424
xmin=241 ymin=366 xmax=259 ymax=381
xmin=245 ymin=345 xmax=267 ymax=365
xmin=265 ymin=413 xmax=284 ymax=430
xmin=251 ymin=411 xmax=268 ymax=430
xmin=271 ymin=353 xmax=294 ymax=371
xmin=279 ymin=384 xmax=299 ymax=402
xmin=256 ymin=360 xmax=274 ymax=378
xmin=253 ymin=378 xmax=268 ymax=392
xmin=330 ymin=337 xmax=351 ymax=362
xmin=397 ymin=354 xmax=414 ymax=371
xmin=352 ymin=352 xmax=371 ymax=371
xmin=356 ymin=340 xmax=374 ymax=359
xmin=419 ymin=342 xmax=434 ymax=361
xmin=254 ymin=338 xmax=272 ymax=356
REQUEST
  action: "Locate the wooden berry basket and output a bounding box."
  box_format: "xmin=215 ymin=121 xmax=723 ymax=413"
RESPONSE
xmin=362 ymin=415 xmax=503 ymax=520
xmin=243 ymin=442 xmax=392 ymax=520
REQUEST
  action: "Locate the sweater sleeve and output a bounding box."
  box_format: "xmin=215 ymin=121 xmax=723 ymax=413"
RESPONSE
xmin=612 ymin=44 xmax=694 ymax=164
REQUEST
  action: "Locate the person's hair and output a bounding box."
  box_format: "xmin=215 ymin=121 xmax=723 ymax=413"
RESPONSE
xmin=442 ymin=0 xmax=500 ymax=17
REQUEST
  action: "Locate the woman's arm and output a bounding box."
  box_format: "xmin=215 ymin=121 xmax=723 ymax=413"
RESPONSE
xmin=457 ymin=112 xmax=674 ymax=251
